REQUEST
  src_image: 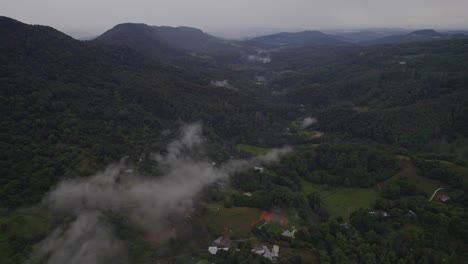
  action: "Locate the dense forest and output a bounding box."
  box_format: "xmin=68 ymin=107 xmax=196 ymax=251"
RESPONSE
xmin=1 ymin=16 xmax=467 ymax=263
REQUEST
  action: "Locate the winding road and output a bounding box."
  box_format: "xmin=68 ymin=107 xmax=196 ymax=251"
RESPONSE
xmin=428 ymin=188 xmax=444 ymax=201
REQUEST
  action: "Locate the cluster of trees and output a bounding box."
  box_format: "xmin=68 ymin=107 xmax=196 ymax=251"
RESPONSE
xmin=271 ymin=144 xmax=398 ymax=188
xmin=381 ymin=177 xmax=418 ymax=200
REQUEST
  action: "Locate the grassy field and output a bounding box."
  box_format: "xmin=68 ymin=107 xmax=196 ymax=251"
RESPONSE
xmin=434 ymin=160 xmax=468 ymax=178
xmin=235 ymin=144 xmax=271 ymax=155
xmin=383 ymin=157 xmax=447 ymax=194
xmin=301 ymin=181 xmax=380 ymax=220
xmin=427 ymin=136 xmax=468 ymax=165
xmin=205 ymin=203 xmax=261 ymax=238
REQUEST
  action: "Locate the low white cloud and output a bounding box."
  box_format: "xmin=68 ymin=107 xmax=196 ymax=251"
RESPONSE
xmin=28 ymin=123 xmax=290 ymax=264
xmin=300 ymin=117 xmax=317 ymax=129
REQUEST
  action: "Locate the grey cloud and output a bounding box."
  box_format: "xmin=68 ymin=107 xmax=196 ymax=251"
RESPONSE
xmin=300 ymin=117 xmax=317 ymax=129
xmin=28 ymin=123 xmax=291 ymax=264
xmin=211 ymin=80 xmax=236 ymax=90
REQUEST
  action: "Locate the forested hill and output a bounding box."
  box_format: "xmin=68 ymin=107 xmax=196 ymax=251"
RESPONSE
xmin=267 ymin=38 xmax=468 ymax=153
xmin=92 ymin=22 xmax=183 ymax=60
xmin=94 ymin=23 xmax=243 ymax=55
xmin=361 ymin=29 xmax=467 ymax=45
xmin=249 ymin=30 xmax=345 ymax=47
xmin=0 ymin=17 xmax=298 ymax=207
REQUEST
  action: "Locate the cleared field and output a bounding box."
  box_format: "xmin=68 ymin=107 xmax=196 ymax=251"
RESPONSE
xmin=205 ymin=203 xmax=262 ymax=237
xmin=383 ymin=157 xmax=447 ymax=194
xmin=434 ymin=160 xmax=468 ymax=179
xmin=301 ymin=181 xmax=380 ymax=220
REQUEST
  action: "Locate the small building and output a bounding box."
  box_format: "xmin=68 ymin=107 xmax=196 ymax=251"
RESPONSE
xmin=281 ymin=230 xmax=297 ymax=238
xmin=213 ymin=236 xmax=232 ymax=248
xmin=208 ymin=246 xmax=218 ymax=255
xmin=251 ymin=247 xmax=265 ymax=255
xmin=208 ymin=246 xmax=229 ymax=255
xmin=251 ymin=245 xmax=279 ymax=260
xmin=243 ymin=192 xmax=253 ymax=197
xmin=435 ymin=194 xmax=450 ymax=202
xmin=272 ymin=245 xmax=279 ymax=258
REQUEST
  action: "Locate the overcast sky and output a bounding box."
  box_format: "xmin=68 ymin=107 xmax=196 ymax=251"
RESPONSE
xmin=3 ymin=0 xmax=468 ymax=37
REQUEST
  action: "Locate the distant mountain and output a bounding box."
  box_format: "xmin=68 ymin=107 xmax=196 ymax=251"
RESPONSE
xmin=361 ymin=29 xmax=467 ymax=45
xmin=442 ymin=30 xmax=468 ymax=35
xmin=329 ymin=29 xmax=412 ymax=42
xmin=93 ymin=23 xmax=179 ymax=59
xmin=155 ymin=26 xmax=236 ymax=52
xmin=249 ymin=30 xmax=345 ymax=47
xmin=63 ymin=29 xmax=97 ymax=40
xmin=94 ymin=23 xmax=240 ymax=55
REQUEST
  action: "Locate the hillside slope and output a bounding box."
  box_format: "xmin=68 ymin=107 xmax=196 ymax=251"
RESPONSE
xmin=0 ymin=16 xmax=297 ymax=207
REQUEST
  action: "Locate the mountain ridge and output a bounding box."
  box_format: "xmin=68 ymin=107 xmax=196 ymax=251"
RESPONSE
xmin=249 ymin=30 xmax=345 ymax=47
xmin=361 ymin=29 xmax=467 ymax=45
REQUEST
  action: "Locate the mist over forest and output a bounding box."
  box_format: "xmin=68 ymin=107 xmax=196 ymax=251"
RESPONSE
xmin=1 ymin=1 xmax=468 ymax=263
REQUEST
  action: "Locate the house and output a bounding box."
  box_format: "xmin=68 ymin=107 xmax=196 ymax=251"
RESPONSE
xmin=213 ymin=237 xmax=223 ymax=245
xmin=251 ymin=211 xmax=289 ymax=227
xmin=208 ymin=247 xmax=218 ymax=255
xmin=435 ymin=194 xmax=450 ymax=202
xmin=252 ymin=245 xmax=280 ymax=260
xmin=272 ymin=245 xmax=279 ymax=258
xmin=208 ymin=246 xmax=229 ymax=255
xmin=251 ymin=247 xmax=265 ymax=255
xmin=213 ymin=236 xmax=232 ymax=248
xmin=281 ymin=229 xmax=297 ymax=238
xmin=243 ymin=192 xmax=253 ymax=197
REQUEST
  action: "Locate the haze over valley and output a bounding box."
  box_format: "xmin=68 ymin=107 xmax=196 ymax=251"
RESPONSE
xmin=1 ymin=1 xmax=468 ymax=263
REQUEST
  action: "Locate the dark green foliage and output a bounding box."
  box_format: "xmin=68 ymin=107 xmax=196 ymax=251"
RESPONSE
xmin=269 ymin=38 xmax=468 ymax=151
xmin=298 ymin=197 xmax=468 ymax=264
xmin=0 ymin=17 xmax=298 ymax=208
xmin=273 ymin=144 xmax=398 ymax=188
xmin=413 ymin=159 xmax=464 ymax=188
xmin=2 ymin=16 xmax=468 ymax=264
xmin=383 ymin=178 xmax=417 ymax=200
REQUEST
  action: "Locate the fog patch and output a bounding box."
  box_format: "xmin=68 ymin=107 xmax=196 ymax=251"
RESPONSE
xmin=211 ymin=80 xmax=236 ymax=90
xmin=300 ymin=117 xmax=317 ymax=129
xmin=28 ymin=213 xmax=127 ymax=264
xmin=247 ymin=55 xmax=271 ymax=64
xmin=28 ymin=123 xmax=290 ymax=264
